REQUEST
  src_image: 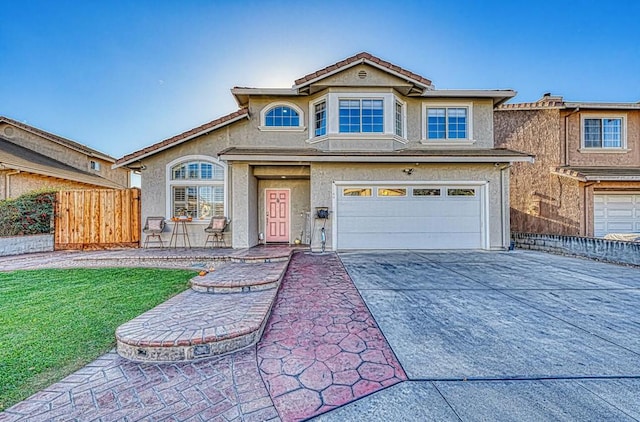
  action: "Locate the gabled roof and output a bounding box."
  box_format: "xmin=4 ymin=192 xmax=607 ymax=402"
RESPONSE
xmin=114 ymin=108 xmax=249 ymax=168
xmin=293 ymin=51 xmax=434 ymax=90
xmin=0 ymin=137 xmax=126 ymax=188
xmin=0 ymin=116 xmax=116 ymax=162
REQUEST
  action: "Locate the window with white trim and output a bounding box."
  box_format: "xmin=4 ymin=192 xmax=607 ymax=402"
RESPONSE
xmin=583 ymin=117 xmax=624 ymax=148
xmin=89 ymin=160 xmax=101 ymax=171
xmin=265 ymin=106 xmax=299 ymax=127
xmin=314 ymin=100 xmax=327 ymax=136
xmin=339 ymin=99 xmax=384 ymax=133
xmin=427 ymin=107 xmax=468 ymax=140
xmin=395 ymin=101 xmax=404 ymax=137
xmin=169 ymin=159 xmax=225 ymax=219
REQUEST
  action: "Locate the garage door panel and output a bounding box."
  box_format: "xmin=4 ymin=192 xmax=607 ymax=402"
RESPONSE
xmin=336 ymin=183 xmax=484 ymax=250
xmin=594 ymin=193 xmax=640 ymax=237
xmin=339 ymin=216 xmax=481 ymax=234
xmin=338 ymin=232 xmax=481 ymax=250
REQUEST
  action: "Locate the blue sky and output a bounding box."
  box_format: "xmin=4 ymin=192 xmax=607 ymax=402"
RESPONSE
xmin=1 ymin=0 xmax=639 ymax=159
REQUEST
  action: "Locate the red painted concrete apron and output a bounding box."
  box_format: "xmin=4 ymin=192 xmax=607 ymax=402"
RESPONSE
xmin=257 ymin=252 xmax=407 ymax=421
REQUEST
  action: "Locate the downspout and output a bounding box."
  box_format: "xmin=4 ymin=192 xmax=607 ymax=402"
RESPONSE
xmin=564 ymin=107 xmax=580 ymax=166
xmin=500 ymin=164 xmax=512 ymax=249
xmin=4 ymin=170 xmax=20 ymax=200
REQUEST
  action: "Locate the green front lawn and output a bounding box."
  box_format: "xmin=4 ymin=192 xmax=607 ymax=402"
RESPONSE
xmin=0 ymin=267 xmax=194 ymax=411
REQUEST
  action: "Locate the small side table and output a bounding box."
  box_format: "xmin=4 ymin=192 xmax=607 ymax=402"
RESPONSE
xmin=169 ymin=218 xmax=192 ymax=248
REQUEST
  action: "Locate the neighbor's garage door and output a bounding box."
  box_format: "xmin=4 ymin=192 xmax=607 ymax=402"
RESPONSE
xmin=594 ymin=193 xmax=640 ymax=237
xmin=336 ymin=184 xmax=484 ymax=250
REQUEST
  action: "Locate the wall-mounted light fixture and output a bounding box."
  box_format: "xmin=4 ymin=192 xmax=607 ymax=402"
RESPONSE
xmin=402 ymin=168 xmax=414 ymax=175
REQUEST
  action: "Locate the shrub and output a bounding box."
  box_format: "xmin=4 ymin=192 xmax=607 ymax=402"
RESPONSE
xmin=0 ymin=190 xmax=56 ymax=236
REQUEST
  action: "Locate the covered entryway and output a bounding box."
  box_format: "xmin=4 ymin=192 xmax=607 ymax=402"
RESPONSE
xmin=594 ymin=193 xmax=640 ymax=237
xmin=335 ymin=182 xmax=486 ymax=250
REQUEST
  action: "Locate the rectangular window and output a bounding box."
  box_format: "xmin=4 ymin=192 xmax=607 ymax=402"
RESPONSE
xmin=90 ymin=160 xmax=101 ymax=171
xmin=413 ymin=188 xmax=441 ymax=197
xmin=427 ymin=107 xmax=468 ymax=140
xmin=314 ymin=101 xmax=327 ymax=137
xmin=378 ymin=188 xmax=406 ymax=197
xmin=395 ymin=102 xmax=403 ymax=137
xmin=173 ymin=186 xmax=224 ymax=219
xmin=584 ymin=118 xmax=622 ymax=148
xmin=447 ymin=188 xmax=475 ymax=197
xmin=339 ymin=99 xmax=384 ymax=133
xmin=343 ymin=188 xmax=372 ymax=197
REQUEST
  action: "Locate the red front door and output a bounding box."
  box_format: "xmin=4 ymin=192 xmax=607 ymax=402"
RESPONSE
xmin=266 ymin=189 xmax=290 ymax=243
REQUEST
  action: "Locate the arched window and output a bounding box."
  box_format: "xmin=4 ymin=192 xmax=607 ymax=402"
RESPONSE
xmin=168 ymin=158 xmax=225 ymax=220
xmin=265 ymin=106 xmax=300 ymax=127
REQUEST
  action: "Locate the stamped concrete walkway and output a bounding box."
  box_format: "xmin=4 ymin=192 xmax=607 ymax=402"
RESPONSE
xmin=0 ymin=249 xmax=404 ymax=421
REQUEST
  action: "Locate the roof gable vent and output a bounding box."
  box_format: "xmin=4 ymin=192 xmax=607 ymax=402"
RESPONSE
xmin=358 ymin=70 xmax=367 ymax=79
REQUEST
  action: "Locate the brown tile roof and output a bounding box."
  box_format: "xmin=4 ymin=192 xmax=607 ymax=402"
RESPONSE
xmin=115 ymin=108 xmax=249 ymax=167
xmin=0 ymin=137 xmax=126 ymax=188
xmin=0 ymin=116 xmax=116 ymax=161
xmin=497 ymin=96 xmax=565 ymax=110
xmin=293 ymin=52 xmax=433 ymax=88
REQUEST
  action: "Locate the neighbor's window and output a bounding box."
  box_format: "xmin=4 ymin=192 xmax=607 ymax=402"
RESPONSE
xmin=427 ymin=107 xmax=468 ymax=140
xmin=170 ymin=159 xmax=224 ymax=219
xmin=89 ymin=160 xmax=101 ymax=171
xmin=583 ymin=117 xmax=623 ymax=148
xmin=265 ymin=106 xmax=299 ymax=127
xmin=339 ymin=99 xmax=384 ymax=133
xmin=448 ymin=188 xmax=475 ymax=196
xmin=413 ymin=188 xmax=441 ymax=196
xmin=343 ymin=188 xmax=372 ymax=197
xmin=314 ymin=101 xmax=327 ymax=136
xmin=378 ymin=188 xmax=406 ymax=197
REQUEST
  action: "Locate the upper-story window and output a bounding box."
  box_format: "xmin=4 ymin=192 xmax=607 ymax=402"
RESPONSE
xmin=339 ymin=99 xmax=384 ymax=133
xmin=314 ymin=100 xmax=327 ymax=136
xmin=583 ymin=117 xmax=624 ymax=148
xmin=259 ymin=102 xmax=304 ymax=131
xmin=421 ymin=103 xmax=473 ymax=143
xmin=427 ymin=107 xmax=468 ymax=139
xmin=395 ymin=101 xmax=404 ymax=137
xmin=265 ymin=106 xmax=299 ymax=127
xmin=168 ymin=158 xmax=226 ymax=220
xmin=89 ymin=160 xmax=101 ymax=171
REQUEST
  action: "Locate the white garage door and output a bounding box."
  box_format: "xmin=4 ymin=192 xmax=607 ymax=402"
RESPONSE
xmin=336 ymin=184 xmax=485 ymax=250
xmin=594 ymin=194 xmax=640 ymax=237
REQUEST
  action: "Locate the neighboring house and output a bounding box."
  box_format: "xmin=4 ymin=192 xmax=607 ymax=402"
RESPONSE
xmin=114 ymin=52 xmax=532 ymax=250
xmin=0 ymin=116 xmax=130 ymax=199
xmin=495 ymin=94 xmax=640 ymax=238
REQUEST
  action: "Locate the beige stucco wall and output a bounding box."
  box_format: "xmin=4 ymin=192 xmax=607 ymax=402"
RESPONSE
xmin=1 ymin=123 xmax=129 ymax=187
xmin=309 ymin=162 xmax=509 ymax=250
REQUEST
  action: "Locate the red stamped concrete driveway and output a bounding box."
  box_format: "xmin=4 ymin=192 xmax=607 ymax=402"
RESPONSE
xmin=257 ymin=252 xmax=406 ymax=420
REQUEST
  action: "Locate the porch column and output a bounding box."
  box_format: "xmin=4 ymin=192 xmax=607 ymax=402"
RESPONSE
xmin=231 ymin=163 xmax=258 ymax=248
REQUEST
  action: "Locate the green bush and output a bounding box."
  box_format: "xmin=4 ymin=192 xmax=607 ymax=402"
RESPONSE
xmin=0 ymin=190 xmax=56 ymax=236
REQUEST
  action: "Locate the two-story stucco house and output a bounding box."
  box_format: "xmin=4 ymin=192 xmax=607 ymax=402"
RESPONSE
xmin=114 ymin=52 xmax=532 ymax=251
xmin=0 ymin=116 xmax=130 ymax=199
xmin=495 ymin=94 xmax=640 ymax=238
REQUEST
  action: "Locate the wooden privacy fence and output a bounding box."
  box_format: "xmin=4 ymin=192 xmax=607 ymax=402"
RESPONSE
xmin=55 ymin=188 xmax=141 ymax=250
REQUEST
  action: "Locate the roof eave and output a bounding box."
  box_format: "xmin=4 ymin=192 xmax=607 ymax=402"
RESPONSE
xmin=231 ymin=88 xmax=300 ymax=107
xmin=218 ymin=153 xmax=534 ymax=164
xmin=113 ymin=112 xmax=250 ymax=169
xmin=0 ymin=162 xmax=125 ymax=189
xmin=422 ymin=90 xmax=517 ymax=106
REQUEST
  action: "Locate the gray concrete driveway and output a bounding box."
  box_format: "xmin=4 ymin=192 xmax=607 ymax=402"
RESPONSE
xmin=314 ymin=250 xmax=640 ymax=421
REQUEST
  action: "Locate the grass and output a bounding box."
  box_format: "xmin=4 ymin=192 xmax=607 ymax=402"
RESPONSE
xmin=0 ymin=267 xmax=195 ymax=411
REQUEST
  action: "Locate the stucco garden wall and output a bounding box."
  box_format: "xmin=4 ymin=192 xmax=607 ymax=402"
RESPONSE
xmin=0 ymin=234 xmax=53 ymax=256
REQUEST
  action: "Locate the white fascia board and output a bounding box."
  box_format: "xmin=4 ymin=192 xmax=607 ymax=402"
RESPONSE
xmin=422 ymin=90 xmax=516 ymax=105
xmin=230 ymin=88 xmax=299 ymax=96
xmin=219 ymin=154 xmax=534 ymax=163
xmin=113 ymin=114 xmax=250 ymax=169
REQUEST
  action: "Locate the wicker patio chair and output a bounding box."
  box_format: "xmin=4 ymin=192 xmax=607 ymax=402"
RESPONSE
xmin=204 ymin=216 xmax=229 ymax=247
xmin=143 ymin=216 xmax=166 ymax=247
